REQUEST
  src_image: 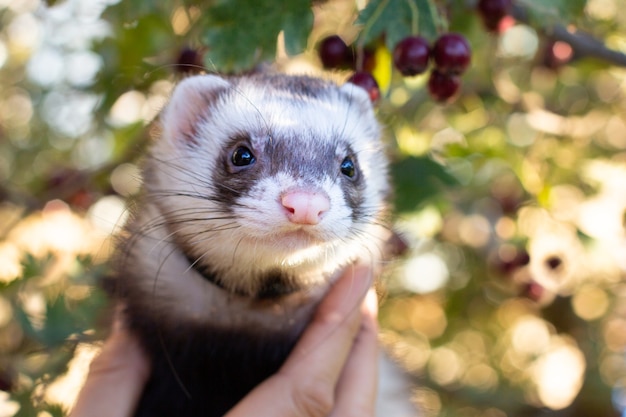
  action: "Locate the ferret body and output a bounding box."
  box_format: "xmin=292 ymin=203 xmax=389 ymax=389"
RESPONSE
xmin=107 ymin=73 xmax=392 ymax=417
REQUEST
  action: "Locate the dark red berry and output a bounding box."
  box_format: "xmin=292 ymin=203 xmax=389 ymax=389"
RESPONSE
xmin=545 ymin=255 xmax=563 ymax=271
xmin=0 ymin=369 xmax=15 ymax=392
xmin=393 ymin=36 xmax=431 ymax=76
xmin=387 ymin=231 xmax=410 ymax=257
xmin=522 ymin=281 xmax=545 ymax=302
xmin=427 ymin=70 xmax=461 ymax=102
xmin=477 ymin=0 xmax=512 ymax=32
xmin=347 ymin=71 xmax=380 ymax=102
xmin=176 ymin=47 xmax=205 ymax=74
xmin=346 ymin=47 xmax=376 ymax=72
xmin=361 ymin=48 xmax=377 ymax=72
xmin=489 ymin=247 xmax=530 ymax=276
xmin=69 ymin=189 xmax=95 ymax=211
xmin=318 ymin=35 xmax=349 ymax=69
xmin=432 ymin=33 xmax=471 ymax=75
xmin=541 ymin=40 xmax=574 ymax=70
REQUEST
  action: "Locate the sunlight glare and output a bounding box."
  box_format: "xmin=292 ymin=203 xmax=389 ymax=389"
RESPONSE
xmin=572 ymin=285 xmax=609 ymax=321
xmin=45 ymin=343 xmax=101 ymax=409
xmin=498 ymin=25 xmax=539 ymax=59
xmin=0 ymin=392 xmax=19 ymax=417
xmin=0 ymin=243 xmax=21 ymax=284
xmin=402 ymin=253 xmax=449 ymax=293
xmin=511 ymin=316 xmax=551 ymax=355
xmin=532 ymin=341 xmax=585 ymax=409
xmin=87 ymin=195 xmax=128 ymax=236
xmin=108 ymin=90 xmax=147 ymax=127
xmin=429 ymin=347 xmax=463 ymax=386
xmin=586 ymin=0 xmax=617 ymax=20
xmin=8 ymin=202 xmax=94 ymax=257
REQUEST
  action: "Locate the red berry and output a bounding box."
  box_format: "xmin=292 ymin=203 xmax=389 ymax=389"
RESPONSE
xmin=176 ymin=48 xmax=205 ymax=74
xmin=361 ymin=48 xmax=377 ymax=72
xmin=347 ymin=71 xmax=380 ymax=102
xmin=427 ymin=70 xmax=461 ymax=102
xmin=432 ymin=33 xmax=471 ymax=75
xmin=346 ymin=48 xmax=376 ymax=72
xmin=497 ymin=15 xmax=516 ymax=33
xmin=0 ymin=369 xmax=15 ymax=392
xmin=393 ymin=36 xmax=431 ymax=76
xmin=545 ymin=255 xmax=563 ymax=271
xmin=477 ymin=0 xmax=512 ymax=32
xmin=318 ymin=35 xmax=349 ymax=69
xmin=69 ymin=189 xmax=95 ymax=210
xmin=489 ymin=247 xmax=530 ymax=276
xmin=522 ymin=281 xmax=545 ymax=302
xmin=541 ymin=40 xmax=574 ymax=70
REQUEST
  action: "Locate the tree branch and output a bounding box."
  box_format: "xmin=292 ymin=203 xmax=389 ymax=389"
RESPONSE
xmin=511 ymin=4 xmax=626 ymax=67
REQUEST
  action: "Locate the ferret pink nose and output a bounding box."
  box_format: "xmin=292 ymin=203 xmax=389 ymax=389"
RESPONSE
xmin=281 ymin=191 xmax=330 ymax=225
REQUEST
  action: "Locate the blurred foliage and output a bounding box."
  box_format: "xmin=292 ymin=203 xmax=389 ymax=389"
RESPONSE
xmin=356 ymin=0 xmax=441 ymax=48
xmin=1 ymin=0 xmax=626 ymax=416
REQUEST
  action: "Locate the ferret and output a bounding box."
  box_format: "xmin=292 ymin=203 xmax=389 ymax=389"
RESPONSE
xmin=106 ymin=72 xmax=393 ymax=417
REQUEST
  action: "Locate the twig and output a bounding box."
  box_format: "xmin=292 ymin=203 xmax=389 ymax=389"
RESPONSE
xmin=511 ymin=3 xmax=626 ymax=67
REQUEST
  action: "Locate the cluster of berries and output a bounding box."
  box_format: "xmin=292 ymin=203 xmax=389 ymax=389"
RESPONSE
xmin=318 ymin=33 xmax=471 ymax=103
xmin=394 ymin=33 xmax=471 ymax=102
xmin=318 ymin=0 xmax=519 ymax=103
xmin=317 ymin=35 xmax=381 ymax=102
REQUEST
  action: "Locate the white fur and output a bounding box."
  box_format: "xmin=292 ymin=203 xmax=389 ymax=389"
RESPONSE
xmin=134 ymin=73 xmax=390 ymax=316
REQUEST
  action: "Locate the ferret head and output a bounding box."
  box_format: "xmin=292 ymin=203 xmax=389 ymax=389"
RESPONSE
xmin=143 ymin=73 xmax=389 ymax=298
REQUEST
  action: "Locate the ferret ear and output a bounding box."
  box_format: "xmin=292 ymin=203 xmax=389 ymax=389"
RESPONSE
xmin=162 ymin=75 xmax=231 ymax=144
xmin=339 ymin=82 xmax=374 ymax=110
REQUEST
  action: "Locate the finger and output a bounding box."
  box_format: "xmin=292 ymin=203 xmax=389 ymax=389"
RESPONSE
xmin=283 ymin=263 xmax=372 ymax=367
xmin=226 ymin=263 xmax=373 ymax=417
xmin=69 ymin=320 xmax=150 ymax=417
xmin=329 ymin=288 xmax=379 ymax=417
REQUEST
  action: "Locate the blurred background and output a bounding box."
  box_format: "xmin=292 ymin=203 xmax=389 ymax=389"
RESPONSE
xmin=1 ymin=0 xmax=626 ymax=416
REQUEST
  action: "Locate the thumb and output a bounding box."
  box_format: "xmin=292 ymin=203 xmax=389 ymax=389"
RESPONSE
xmin=69 ymin=317 xmax=150 ymax=417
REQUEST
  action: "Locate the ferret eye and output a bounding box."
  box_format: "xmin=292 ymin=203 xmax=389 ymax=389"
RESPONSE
xmin=340 ymin=157 xmax=356 ymax=178
xmin=231 ymin=146 xmax=256 ymax=167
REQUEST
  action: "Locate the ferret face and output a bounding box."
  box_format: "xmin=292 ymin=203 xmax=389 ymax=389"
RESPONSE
xmin=144 ymin=74 xmax=389 ymax=297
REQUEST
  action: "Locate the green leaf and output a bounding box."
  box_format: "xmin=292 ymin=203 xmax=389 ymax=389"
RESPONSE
xmin=101 ymin=0 xmax=173 ymax=25
xmin=21 ymin=253 xmax=53 ymax=281
xmin=201 ymin=0 xmax=313 ymax=72
xmin=12 ymin=390 xmax=37 ymax=417
xmin=356 ymin=0 xmax=441 ymax=51
xmin=13 ymin=305 xmax=37 ymax=341
xmin=42 ymin=403 xmax=66 ymax=417
xmin=39 ymin=295 xmax=82 ymax=345
xmin=391 ymin=156 xmax=459 ymax=212
xmin=283 ymin=7 xmax=314 ymax=56
xmin=522 ymin=0 xmax=587 ymax=26
xmin=93 ymin=12 xmax=176 ymax=115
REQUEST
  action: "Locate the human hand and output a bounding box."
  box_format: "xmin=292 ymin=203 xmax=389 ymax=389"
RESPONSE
xmin=227 ymin=263 xmax=379 ymax=417
xmin=70 ymin=263 xmax=378 ymax=417
xmin=69 ymin=309 xmax=150 ymax=417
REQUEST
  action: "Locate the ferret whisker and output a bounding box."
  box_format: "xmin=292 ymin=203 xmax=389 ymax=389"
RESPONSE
xmin=147 ymin=191 xmax=219 ymax=202
xmin=153 ymin=246 xmax=193 ymax=400
xmin=230 ymin=234 xmax=247 ymax=275
xmin=149 ymin=156 xmax=215 ymax=188
xmin=182 ymin=225 xmax=242 ymax=246
xmin=214 ymin=183 xmax=244 ymax=196
xmin=337 ymin=83 xmax=357 ymax=143
xmin=183 ymin=251 xmax=209 ymax=275
xmin=161 ymin=217 xmax=236 ymax=227
xmin=224 ymin=82 xmax=273 ymax=138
